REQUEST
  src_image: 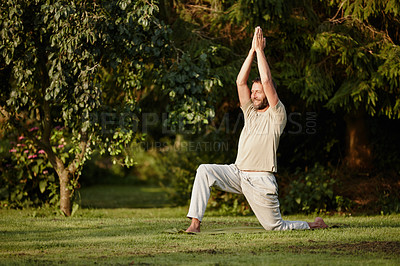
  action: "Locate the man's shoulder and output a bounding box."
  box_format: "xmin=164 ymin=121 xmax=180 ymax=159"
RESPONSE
xmin=240 ymin=99 xmax=253 ymax=111
xmin=269 ymin=100 xmax=286 ymax=115
xmin=240 ymin=99 xmax=255 ymax=118
xmin=270 ymin=99 xmax=284 ymax=109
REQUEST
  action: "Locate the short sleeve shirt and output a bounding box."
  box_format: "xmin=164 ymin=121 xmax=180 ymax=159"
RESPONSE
xmin=234 ymin=100 xmax=287 ymax=172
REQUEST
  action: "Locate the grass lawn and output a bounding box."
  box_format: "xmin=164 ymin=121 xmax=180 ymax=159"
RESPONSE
xmin=1 ymin=185 xmax=399 ymax=265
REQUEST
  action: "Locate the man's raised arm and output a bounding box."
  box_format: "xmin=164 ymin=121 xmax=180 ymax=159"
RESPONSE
xmin=254 ymin=26 xmax=279 ymax=108
xmin=236 ymin=33 xmax=257 ymax=107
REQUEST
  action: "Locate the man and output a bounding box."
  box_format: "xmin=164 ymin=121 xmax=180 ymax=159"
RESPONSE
xmin=186 ymin=27 xmax=328 ymax=232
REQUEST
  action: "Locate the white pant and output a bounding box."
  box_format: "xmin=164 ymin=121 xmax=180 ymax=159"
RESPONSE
xmin=187 ymin=164 xmax=310 ymax=230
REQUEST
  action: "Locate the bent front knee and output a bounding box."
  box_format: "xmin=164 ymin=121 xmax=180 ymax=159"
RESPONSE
xmin=196 ymin=164 xmax=212 ymax=175
xmin=195 ymin=164 xmax=216 ymax=187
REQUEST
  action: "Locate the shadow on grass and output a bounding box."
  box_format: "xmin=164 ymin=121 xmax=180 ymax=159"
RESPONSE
xmin=79 ymin=185 xmax=173 ymax=209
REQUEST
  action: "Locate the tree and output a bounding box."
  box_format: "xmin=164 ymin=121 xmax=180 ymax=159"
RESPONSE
xmin=0 ymin=0 xmax=217 ymax=215
xmin=303 ymin=0 xmax=400 ymax=169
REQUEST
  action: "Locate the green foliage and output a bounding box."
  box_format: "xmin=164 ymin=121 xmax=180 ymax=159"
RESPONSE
xmin=162 ymin=52 xmax=219 ymax=131
xmin=309 ymin=21 xmax=400 ymax=118
xmin=166 ymin=3 xmax=243 ymax=107
xmin=378 ymin=189 xmax=400 ymax=215
xmin=281 ymin=164 xmax=347 ymax=214
xmin=340 ymin=0 xmax=399 ymax=19
xmin=208 ymin=190 xmax=251 ymax=216
xmin=226 ymin=0 xmax=289 ymax=30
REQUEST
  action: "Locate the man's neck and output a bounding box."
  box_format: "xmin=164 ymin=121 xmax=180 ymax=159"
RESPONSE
xmin=257 ymin=105 xmax=269 ymax=112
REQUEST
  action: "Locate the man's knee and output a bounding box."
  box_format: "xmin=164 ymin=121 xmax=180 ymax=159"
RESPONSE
xmin=253 ymin=207 xmax=284 ymax=231
xmin=194 ymin=164 xmax=208 ymax=181
xmin=260 ymin=218 xmax=283 ymax=231
xmin=197 ymin=164 xmax=206 ymax=172
xmin=195 ymin=164 xmax=216 ymax=187
xmin=196 ymin=164 xmax=211 ymax=175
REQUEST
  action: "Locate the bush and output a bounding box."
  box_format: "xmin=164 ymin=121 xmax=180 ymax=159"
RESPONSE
xmin=208 ymin=191 xmax=252 ymax=216
xmin=376 ymin=180 xmax=400 ymax=214
xmin=280 ymin=164 xmax=350 ymax=214
xmin=0 ymin=127 xmax=67 ymax=208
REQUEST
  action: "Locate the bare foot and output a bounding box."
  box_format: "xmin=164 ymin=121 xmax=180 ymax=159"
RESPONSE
xmin=308 ymin=217 xmax=328 ymax=229
xmin=186 ymin=218 xmax=201 ymax=233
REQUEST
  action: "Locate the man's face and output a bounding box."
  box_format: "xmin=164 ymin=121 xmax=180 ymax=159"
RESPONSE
xmin=251 ymin=82 xmax=268 ymax=110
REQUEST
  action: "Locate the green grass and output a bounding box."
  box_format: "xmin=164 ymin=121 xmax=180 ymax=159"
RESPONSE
xmin=79 ymin=185 xmax=172 ymax=208
xmin=0 ymin=185 xmax=399 ymax=265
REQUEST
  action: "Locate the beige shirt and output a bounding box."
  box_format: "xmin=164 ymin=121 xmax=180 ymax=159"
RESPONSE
xmin=235 ymin=100 xmax=287 ymax=172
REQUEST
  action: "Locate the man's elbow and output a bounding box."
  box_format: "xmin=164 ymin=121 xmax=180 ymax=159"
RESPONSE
xmin=261 ymin=77 xmax=272 ymax=86
xmin=236 ymin=79 xmax=246 ymax=86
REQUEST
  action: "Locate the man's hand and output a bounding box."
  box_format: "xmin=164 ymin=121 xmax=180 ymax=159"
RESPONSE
xmin=253 ymin=26 xmax=266 ymax=52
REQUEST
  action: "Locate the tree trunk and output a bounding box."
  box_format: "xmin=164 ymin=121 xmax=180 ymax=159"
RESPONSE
xmin=59 ymin=170 xmax=72 ymax=216
xmin=344 ymin=111 xmax=373 ymax=170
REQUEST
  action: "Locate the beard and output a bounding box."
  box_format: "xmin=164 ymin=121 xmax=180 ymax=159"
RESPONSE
xmin=253 ymin=97 xmax=269 ymax=110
